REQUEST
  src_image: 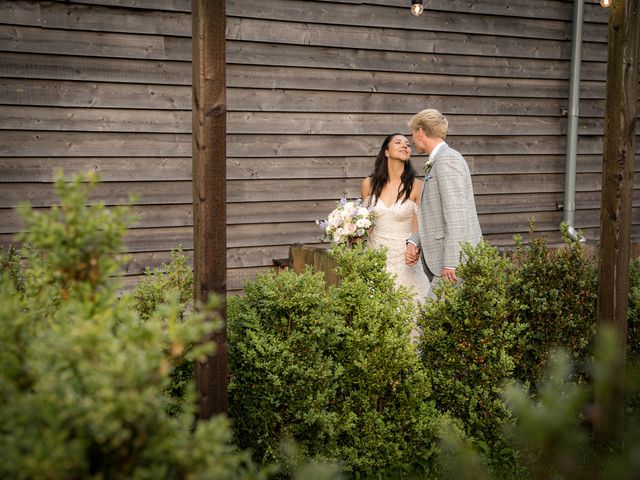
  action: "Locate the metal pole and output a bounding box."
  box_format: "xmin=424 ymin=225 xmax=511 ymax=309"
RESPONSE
xmin=563 ymin=0 xmax=584 ymax=241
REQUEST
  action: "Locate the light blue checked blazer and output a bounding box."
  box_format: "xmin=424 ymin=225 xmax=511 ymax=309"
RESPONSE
xmin=409 ymin=143 xmax=482 ymax=277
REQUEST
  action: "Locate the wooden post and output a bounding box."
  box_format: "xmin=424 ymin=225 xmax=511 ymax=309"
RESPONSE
xmin=192 ymin=0 xmax=228 ymax=418
xmin=595 ymin=0 xmax=639 ymax=441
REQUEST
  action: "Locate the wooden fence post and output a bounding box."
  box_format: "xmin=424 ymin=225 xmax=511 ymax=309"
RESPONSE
xmin=595 ymin=0 xmax=639 ymax=442
xmin=192 ymin=0 xmax=228 ymax=418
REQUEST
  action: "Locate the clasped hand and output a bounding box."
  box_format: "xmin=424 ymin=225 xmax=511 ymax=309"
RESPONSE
xmin=405 ymin=243 xmax=458 ymax=282
xmin=405 ymin=243 xmax=419 ymax=266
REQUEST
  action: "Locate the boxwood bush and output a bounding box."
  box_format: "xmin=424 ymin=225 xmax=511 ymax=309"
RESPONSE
xmin=228 ymin=244 xmax=440 ymax=478
xmin=132 ymin=247 xmax=195 ymax=417
xmin=418 ymin=241 xmax=527 ymax=455
xmin=628 ymin=256 xmax=640 ymax=362
xmin=510 ymin=226 xmax=597 ymax=385
xmin=418 ymin=229 xmax=599 ymax=466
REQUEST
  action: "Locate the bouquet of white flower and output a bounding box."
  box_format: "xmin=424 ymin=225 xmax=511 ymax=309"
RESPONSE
xmin=316 ymin=196 xmax=374 ymax=246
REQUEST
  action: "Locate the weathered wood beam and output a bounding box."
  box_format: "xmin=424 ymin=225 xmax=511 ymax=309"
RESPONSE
xmin=192 ymin=0 xmax=227 ymax=418
xmin=596 ymin=0 xmax=640 ymax=442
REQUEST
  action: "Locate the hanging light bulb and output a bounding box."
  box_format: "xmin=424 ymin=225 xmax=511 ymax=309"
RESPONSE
xmin=600 ymin=0 xmax=612 ymax=7
xmin=411 ymin=0 xmax=424 ymax=16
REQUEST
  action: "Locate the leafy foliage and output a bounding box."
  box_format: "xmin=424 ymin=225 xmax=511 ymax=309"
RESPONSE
xmin=419 ymin=241 xmax=527 ymax=454
xmin=229 ymin=266 xmax=343 ymax=470
xmin=510 ymin=224 xmax=597 ymax=385
xmin=16 ymin=171 xmax=131 ymax=302
xmin=132 ymin=248 xmax=195 ymax=416
xmin=416 ymin=224 xmax=601 ymax=463
xmin=440 ymin=328 xmax=640 ymax=480
xmin=502 ymin=351 xmax=589 ymax=479
xmin=328 ymin=244 xmax=439 ymax=477
xmin=133 ymin=247 xmax=194 ymax=321
xmin=0 ymin=172 xmax=266 ymax=480
xmin=8 ymin=172 xmax=640 ymax=479
xmin=229 ymin=243 xmax=440 ymax=478
xmin=0 ymin=245 xmax=24 ymax=293
xmin=628 ymin=256 xmax=640 ymax=361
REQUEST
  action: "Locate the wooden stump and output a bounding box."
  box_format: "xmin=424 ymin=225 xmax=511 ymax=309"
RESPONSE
xmin=288 ymin=244 xmax=340 ymax=287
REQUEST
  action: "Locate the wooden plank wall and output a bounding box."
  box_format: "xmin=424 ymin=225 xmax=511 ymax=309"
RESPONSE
xmin=0 ymin=0 xmax=637 ymax=293
xmin=0 ymin=0 xmax=201 ymax=287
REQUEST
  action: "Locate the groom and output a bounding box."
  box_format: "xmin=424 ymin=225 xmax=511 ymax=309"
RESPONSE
xmin=405 ymin=109 xmax=481 ymax=283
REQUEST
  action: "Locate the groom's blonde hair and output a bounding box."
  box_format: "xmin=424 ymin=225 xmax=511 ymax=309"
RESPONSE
xmin=408 ymin=109 xmax=448 ymax=139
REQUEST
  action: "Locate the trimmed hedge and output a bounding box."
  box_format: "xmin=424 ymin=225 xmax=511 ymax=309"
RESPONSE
xmin=418 ymin=229 xmax=599 ymax=461
xmin=419 ymin=241 xmax=526 ymax=453
xmin=510 ymin=227 xmax=597 ymax=385
xmin=228 ymin=244 xmax=440 ymax=478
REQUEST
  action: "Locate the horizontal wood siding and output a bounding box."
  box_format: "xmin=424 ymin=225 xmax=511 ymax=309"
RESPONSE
xmin=0 ymin=0 xmax=636 ymax=292
xmin=222 ymin=0 xmax=635 ymax=282
xmin=0 ymin=0 xmax=202 ymax=287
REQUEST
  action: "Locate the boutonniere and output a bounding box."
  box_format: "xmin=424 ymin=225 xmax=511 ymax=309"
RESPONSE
xmin=423 ymin=157 xmax=435 ymax=177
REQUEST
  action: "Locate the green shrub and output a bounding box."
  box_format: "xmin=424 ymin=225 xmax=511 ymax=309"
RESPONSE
xmin=328 ymin=244 xmax=440 ymax=477
xmin=502 ymin=350 xmax=589 ymax=479
xmin=0 ymin=172 xmax=265 ymax=479
xmin=17 ymin=171 xmax=131 ymax=303
xmin=628 ymin=256 xmax=640 ymax=361
xmin=418 ymin=241 xmax=527 ymax=455
xmin=133 ymin=247 xmax=194 ymax=321
xmin=0 ymin=245 xmax=24 ymax=293
xmin=505 ymin=327 xmax=640 ymax=480
xmin=437 ymin=418 xmax=493 ymax=480
xmin=439 ymin=327 xmax=640 ymax=480
xmin=229 ymin=244 xmax=440 ymax=478
xmin=626 ymin=257 xmax=640 ymax=416
xmin=229 ymin=266 xmax=343 ymax=469
xmin=132 ymin=248 xmax=195 ymax=416
xmin=510 ymin=225 xmax=597 ymax=385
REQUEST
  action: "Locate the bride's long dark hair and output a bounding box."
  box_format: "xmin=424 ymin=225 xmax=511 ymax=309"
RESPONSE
xmin=368 ymin=133 xmax=417 ymax=205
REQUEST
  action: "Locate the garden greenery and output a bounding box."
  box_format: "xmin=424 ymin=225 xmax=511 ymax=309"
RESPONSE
xmin=0 ymin=172 xmax=266 ymax=480
xmin=418 ymin=241 xmax=526 ymax=453
xmin=440 ymin=328 xmax=640 ymax=480
xmin=132 ymin=247 xmax=195 ymax=417
xmin=228 ymin=244 xmax=440 ymax=478
xmin=510 ymin=224 xmax=597 ymax=385
xmin=5 ymin=172 xmax=640 ymax=479
xmin=628 ymin=256 xmax=640 ymax=361
xmin=228 ymin=225 xmax=640 ymax=478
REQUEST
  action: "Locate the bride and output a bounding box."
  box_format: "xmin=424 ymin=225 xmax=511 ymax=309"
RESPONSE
xmin=361 ymin=133 xmax=431 ymax=334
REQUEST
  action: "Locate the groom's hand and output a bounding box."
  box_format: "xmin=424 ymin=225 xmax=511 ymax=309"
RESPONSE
xmin=441 ymin=267 xmax=457 ymax=282
xmin=405 ymin=243 xmax=419 ymax=266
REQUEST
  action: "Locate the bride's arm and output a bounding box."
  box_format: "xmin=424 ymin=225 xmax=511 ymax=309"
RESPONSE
xmin=412 ymin=212 xmax=419 ymax=234
xmin=361 ymin=177 xmax=372 ymax=203
xmin=410 ymin=178 xmax=423 ymax=232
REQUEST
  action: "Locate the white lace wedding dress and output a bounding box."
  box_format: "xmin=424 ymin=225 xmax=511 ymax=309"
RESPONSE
xmin=367 ymin=197 xmax=432 ymax=322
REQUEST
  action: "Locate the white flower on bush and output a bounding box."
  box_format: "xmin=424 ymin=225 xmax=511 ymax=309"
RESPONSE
xmin=316 ymin=196 xmax=375 ymax=246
